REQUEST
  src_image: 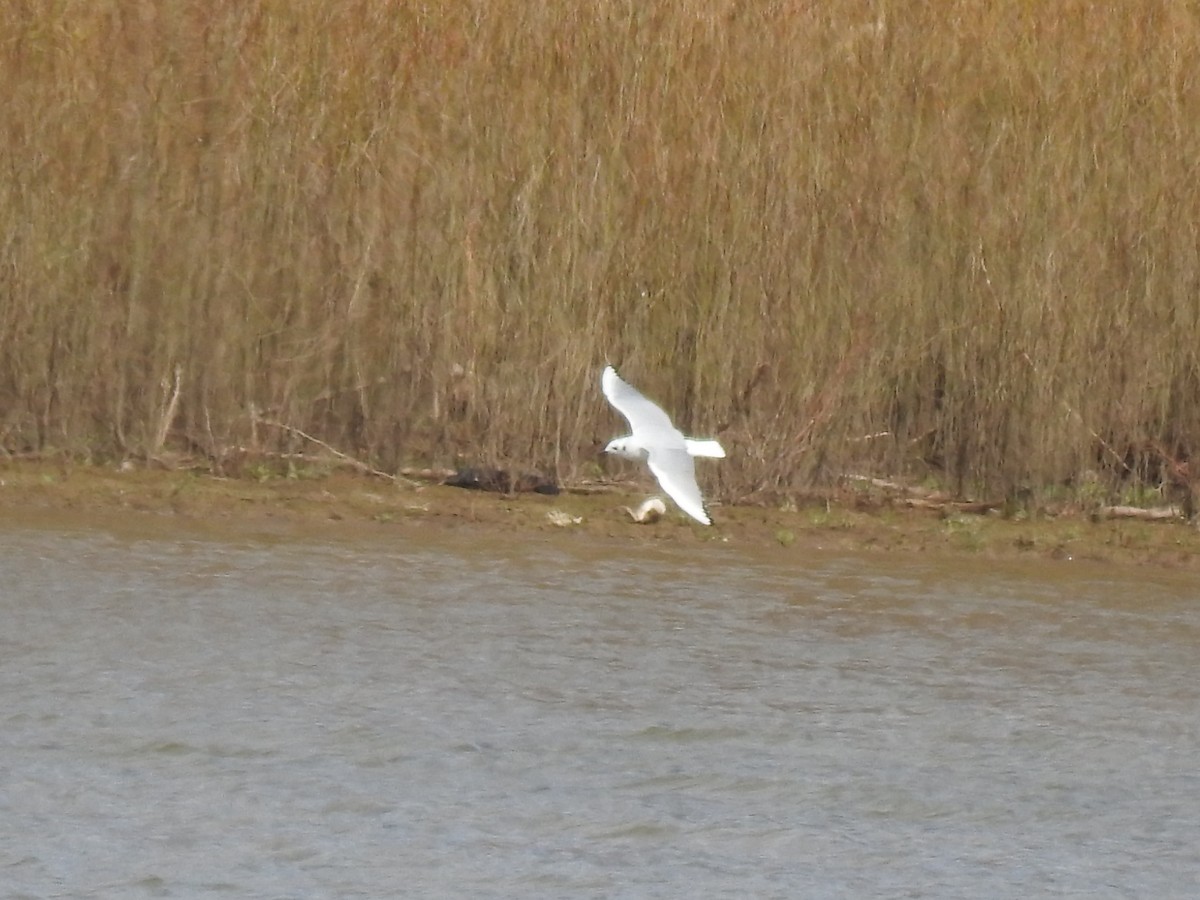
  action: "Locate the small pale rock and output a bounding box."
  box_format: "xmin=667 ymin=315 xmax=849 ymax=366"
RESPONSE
xmin=546 ymin=510 xmax=582 ymax=527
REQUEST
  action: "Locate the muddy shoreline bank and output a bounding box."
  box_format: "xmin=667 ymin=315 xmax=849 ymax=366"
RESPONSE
xmin=2 ymin=460 xmax=1198 ymax=571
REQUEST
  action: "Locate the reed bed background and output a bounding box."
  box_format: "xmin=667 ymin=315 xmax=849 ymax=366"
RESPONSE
xmin=3 ymin=0 xmax=1200 ymax=506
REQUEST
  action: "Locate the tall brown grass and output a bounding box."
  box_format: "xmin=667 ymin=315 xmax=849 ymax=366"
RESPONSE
xmin=3 ymin=1 xmax=1200 ymax=505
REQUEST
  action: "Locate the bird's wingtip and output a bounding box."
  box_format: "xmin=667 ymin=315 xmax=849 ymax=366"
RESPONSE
xmin=601 ymin=364 xmax=620 ymax=396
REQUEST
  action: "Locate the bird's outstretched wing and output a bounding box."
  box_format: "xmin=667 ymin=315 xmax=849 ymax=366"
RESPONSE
xmin=601 ymin=366 xmax=684 ymax=447
xmin=647 ymin=447 xmax=711 ymax=525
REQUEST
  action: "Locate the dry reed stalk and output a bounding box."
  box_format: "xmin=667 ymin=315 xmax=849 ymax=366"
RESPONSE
xmin=1 ymin=2 xmax=1198 ymax=507
xmin=151 ymin=366 xmax=184 ymax=459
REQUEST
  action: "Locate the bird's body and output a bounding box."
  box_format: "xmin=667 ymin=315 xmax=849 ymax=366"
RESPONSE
xmin=601 ymin=365 xmax=724 ymax=525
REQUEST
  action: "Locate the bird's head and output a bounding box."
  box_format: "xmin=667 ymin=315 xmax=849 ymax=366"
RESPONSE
xmin=603 ymin=437 xmax=646 ymax=462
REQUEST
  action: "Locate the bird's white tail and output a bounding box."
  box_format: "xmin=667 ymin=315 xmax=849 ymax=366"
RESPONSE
xmin=685 ymin=438 xmax=726 ymax=459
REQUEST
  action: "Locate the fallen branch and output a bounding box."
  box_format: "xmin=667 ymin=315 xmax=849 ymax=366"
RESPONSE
xmin=842 ymin=473 xmax=953 ymax=501
xmin=841 ymin=474 xmax=1002 ymax=513
xmin=843 ymin=474 xmax=917 ymax=493
xmin=1096 ymin=505 xmax=1184 ymax=522
xmin=398 ymin=466 xmax=456 ymax=481
xmin=903 ymin=497 xmax=1003 ymax=514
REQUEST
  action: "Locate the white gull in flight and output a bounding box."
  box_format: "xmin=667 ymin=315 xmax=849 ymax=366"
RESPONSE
xmin=601 ymin=365 xmax=725 ymax=525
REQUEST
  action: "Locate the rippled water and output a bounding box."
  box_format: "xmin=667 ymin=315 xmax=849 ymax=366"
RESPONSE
xmin=2 ymin=512 xmax=1198 ymax=898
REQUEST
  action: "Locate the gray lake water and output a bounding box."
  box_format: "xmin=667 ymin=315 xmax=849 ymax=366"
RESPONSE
xmin=2 ymin=511 xmax=1198 ymax=898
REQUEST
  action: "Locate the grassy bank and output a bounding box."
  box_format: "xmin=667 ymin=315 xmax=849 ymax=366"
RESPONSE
xmin=3 ymin=1 xmax=1200 ymax=511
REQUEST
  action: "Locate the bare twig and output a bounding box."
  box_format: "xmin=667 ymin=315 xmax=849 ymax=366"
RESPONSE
xmin=256 ymin=418 xmax=417 ymax=485
xmin=1020 ymin=352 xmax=1131 ymax=476
xmin=795 ymin=313 xmax=874 ymax=447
